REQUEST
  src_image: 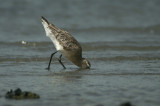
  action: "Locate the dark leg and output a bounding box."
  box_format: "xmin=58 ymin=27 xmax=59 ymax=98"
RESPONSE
xmin=46 ymin=51 xmax=58 ymax=70
xmin=58 ymin=54 xmax=66 ymax=69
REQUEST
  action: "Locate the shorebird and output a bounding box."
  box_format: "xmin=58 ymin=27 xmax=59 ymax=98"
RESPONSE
xmin=41 ymin=16 xmax=91 ymax=70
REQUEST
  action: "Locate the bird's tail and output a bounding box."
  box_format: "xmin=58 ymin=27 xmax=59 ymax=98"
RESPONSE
xmin=41 ymin=16 xmax=50 ymax=25
xmin=41 ymin=16 xmax=52 ymax=37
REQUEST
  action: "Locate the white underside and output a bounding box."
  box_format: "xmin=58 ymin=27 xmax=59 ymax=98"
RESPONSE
xmin=42 ymin=21 xmax=63 ymax=51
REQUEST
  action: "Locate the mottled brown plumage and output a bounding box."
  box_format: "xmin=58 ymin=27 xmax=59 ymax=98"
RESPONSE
xmin=41 ymin=16 xmax=90 ymax=69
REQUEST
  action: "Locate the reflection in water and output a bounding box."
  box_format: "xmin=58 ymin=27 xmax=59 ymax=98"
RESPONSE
xmin=47 ymin=68 xmax=91 ymax=82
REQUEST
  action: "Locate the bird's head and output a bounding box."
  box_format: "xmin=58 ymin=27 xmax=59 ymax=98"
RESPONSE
xmin=81 ymin=58 xmax=91 ymax=69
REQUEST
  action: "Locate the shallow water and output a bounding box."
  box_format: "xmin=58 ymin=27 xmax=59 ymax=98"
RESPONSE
xmin=0 ymin=0 xmax=160 ymax=106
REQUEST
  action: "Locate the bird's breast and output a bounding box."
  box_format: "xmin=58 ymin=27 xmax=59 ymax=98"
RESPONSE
xmin=62 ymin=50 xmax=82 ymax=67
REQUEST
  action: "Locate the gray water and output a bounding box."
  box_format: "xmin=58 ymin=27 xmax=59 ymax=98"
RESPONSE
xmin=0 ymin=0 xmax=160 ymax=106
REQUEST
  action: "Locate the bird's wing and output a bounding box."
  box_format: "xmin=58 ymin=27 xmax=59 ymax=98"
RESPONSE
xmin=41 ymin=16 xmax=82 ymax=51
xmin=50 ymin=27 xmax=82 ymax=51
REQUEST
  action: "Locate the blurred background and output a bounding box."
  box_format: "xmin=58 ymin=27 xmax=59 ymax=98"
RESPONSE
xmin=0 ymin=0 xmax=160 ymax=42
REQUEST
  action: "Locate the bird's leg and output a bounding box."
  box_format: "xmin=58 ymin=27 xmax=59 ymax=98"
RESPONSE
xmin=58 ymin=54 xmax=66 ymax=69
xmin=46 ymin=51 xmax=58 ymax=70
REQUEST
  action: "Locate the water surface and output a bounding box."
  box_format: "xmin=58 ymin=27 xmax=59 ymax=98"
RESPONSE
xmin=0 ymin=0 xmax=160 ymax=106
